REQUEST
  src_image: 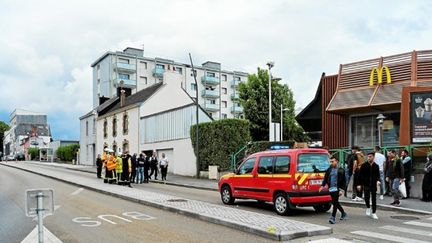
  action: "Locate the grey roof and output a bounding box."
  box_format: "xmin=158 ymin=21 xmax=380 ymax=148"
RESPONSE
xmin=98 ymin=82 xmax=164 ymax=117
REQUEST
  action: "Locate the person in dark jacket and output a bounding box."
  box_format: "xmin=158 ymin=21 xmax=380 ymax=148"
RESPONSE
xmin=96 ymin=154 xmax=102 ymax=178
xmin=149 ymin=151 xmax=159 ymax=180
xmin=122 ymin=152 xmax=132 ymax=188
xmin=421 ymin=154 xmax=432 ymax=202
xmin=130 ymin=153 xmax=137 ymax=184
xmin=358 ymin=152 xmax=380 ymax=219
xmin=136 ymin=153 xmax=145 ymax=184
xmin=401 ymin=149 xmax=412 ymax=198
xmin=386 ymin=150 xmax=405 ymax=206
xmin=144 ymin=152 xmax=150 ymax=183
xmin=345 ymin=146 xmax=359 ymax=198
xmin=320 ymin=156 xmax=347 ymax=224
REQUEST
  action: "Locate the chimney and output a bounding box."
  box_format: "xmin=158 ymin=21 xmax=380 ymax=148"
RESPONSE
xmin=120 ymin=89 xmax=126 ymax=107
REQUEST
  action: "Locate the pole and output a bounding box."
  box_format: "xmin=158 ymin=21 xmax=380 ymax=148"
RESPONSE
xmin=280 ymin=104 xmax=283 ymax=142
xmin=37 ymin=192 xmax=44 ymax=243
xmin=269 ymin=68 xmax=272 ymax=141
xmin=189 ymin=53 xmax=200 ymax=178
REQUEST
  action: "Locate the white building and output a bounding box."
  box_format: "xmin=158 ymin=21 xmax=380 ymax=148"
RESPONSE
xmin=79 ymin=111 xmax=96 ymax=165
xmin=2 ymin=109 xmax=51 ymax=157
xmin=91 ymin=47 xmax=247 ymax=120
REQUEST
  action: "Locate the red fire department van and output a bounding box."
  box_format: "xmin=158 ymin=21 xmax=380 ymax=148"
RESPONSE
xmin=218 ymin=148 xmax=332 ymax=215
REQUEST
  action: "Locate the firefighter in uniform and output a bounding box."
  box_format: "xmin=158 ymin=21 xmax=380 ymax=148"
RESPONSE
xmin=116 ymin=152 xmax=123 ymax=185
xmin=122 ymin=151 xmax=133 ymax=188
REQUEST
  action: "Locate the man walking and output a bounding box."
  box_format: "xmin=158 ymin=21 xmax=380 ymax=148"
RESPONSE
xmin=320 ymin=156 xmax=347 ymax=224
xmin=345 ymin=146 xmax=358 ymax=198
xmin=160 ymin=153 xmax=169 ymax=181
xmin=374 ymin=146 xmax=386 ymax=200
xmin=386 ymin=150 xmax=405 ymax=206
xmin=353 ymin=148 xmax=365 ymax=201
xmin=130 ymin=153 xmax=137 ymax=184
xmin=358 ymin=152 xmax=380 ymax=219
xmin=401 ymin=149 xmax=412 ymax=198
xmin=96 ymin=154 xmax=102 ymax=179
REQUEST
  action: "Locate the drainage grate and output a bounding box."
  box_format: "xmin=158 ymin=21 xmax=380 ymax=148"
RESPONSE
xmin=390 ymin=215 xmax=420 ymax=220
xmin=167 ymin=199 xmax=188 ymax=203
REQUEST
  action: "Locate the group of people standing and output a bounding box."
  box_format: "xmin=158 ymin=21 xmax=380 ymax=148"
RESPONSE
xmin=95 ymin=150 xmax=169 ymax=186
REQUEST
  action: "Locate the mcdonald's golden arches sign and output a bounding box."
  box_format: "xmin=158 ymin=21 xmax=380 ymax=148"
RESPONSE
xmin=369 ymin=66 xmax=392 ymax=86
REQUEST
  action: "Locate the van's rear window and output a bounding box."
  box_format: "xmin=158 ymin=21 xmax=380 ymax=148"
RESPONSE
xmin=297 ymin=153 xmax=329 ymax=173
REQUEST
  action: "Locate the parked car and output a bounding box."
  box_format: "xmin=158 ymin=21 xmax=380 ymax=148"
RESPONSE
xmin=14 ymin=152 xmax=25 ymax=161
xmin=218 ymin=148 xmax=332 ymax=215
xmin=5 ymin=155 xmax=15 ymax=161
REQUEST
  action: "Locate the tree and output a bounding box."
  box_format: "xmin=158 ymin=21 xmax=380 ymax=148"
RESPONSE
xmin=238 ymin=68 xmax=308 ymax=142
xmin=0 ymin=121 xmax=10 ymax=153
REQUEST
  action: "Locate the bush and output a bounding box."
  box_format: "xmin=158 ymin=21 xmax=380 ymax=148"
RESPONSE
xmin=56 ymin=144 xmax=80 ymax=162
xmin=28 ymin=148 xmax=39 ymax=160
xmin=191 ymin=119 xmax=251 ymax=171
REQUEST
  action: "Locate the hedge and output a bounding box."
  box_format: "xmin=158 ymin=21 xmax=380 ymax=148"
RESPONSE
xmin=56 ymin=144 xmax=80 ymax=162
xmin=191 ymin=119 xmax=251 ymax=171
xmin=28 ymin=148 xmax=39 ymax=160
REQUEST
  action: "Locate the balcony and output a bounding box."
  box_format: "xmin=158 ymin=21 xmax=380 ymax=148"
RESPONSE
xmin=231 ymin=80 xmax=241 ymax=87
xmin=231 ymin=93 xmax=239 ymax=100
xmin=153 ymin=67 xmax=165 ymax=77
xmin=201 ymin=76 xmax=220 ymax=85
xmin=114 ymin=62 xmax=136 ymax=73
xmin=203 ymin=103 xmax=219 ymax=111
xmin=201 ymin=89 xmax=219 ymax=98
xmin=114 ymin=78 xmax=137 ymax=88
xmin=231 ymin=106 xmax=243 ymax=113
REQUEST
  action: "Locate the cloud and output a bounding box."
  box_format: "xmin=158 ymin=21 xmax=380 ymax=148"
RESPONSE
xmin=0 ymin=0 xmax=432 ymax=139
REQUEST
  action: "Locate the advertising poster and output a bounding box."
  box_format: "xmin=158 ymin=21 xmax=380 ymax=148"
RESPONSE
xmin=411 ymin=92 xmax=432 ymax=143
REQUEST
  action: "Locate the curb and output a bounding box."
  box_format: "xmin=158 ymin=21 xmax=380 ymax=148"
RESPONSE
xmin=148 ymin=179 xmax=218 ymax=192
xmin=1 ymin=163 xmax=332 ymax=241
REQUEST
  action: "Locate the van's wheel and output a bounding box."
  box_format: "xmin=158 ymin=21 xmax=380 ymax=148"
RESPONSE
xmin=221 ymin=185 xmax=235 ymax=205
xmin=273 ymin=192 xmax=290 ymax=215
xmin=313 ymin=203 xmax=331 ymax=213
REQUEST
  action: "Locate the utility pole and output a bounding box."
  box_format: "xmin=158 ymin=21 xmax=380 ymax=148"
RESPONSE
xmin=189 ymin=53 xmax=200 ymax=178
xmin=267 ymin=61 xmax=274 ymax=141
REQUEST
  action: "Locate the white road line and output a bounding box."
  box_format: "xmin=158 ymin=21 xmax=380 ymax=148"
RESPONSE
xmin=380 ymin=225 xmax=432 ymax=237
xmin=308 ymin=238 xmax=352 ymax=243
xmin=71 ymin=188 xmax=84 ymax=196
xmin=351 ymin=231 xmax=430 ymax=243
xmin=404 ymin=221 xmax=432 ymax=228
xmin=21 ymin=226 xmax=62 ymax=243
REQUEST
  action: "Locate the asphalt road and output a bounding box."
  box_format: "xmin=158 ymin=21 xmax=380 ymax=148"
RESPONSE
xmin=2 ymin=163 xmax=432 ymax=243
xmin=0 ymin=165 xmax=276 ymax=243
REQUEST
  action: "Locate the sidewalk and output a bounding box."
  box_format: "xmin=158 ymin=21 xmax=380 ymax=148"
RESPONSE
xmin=22 ymin=161 xmax=432 ymax=215
xmin=2 ymin=161 xmax=331 ymax=241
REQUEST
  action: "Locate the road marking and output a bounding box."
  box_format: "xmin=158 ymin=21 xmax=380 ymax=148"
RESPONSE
xmin=72 ymin=212 xmax=156 ymax=227
xmin=351 ymin=230 xmax=430 ymax=243
xmin=380 ymin=225 xmax=432 ymax=237
xmin=308 ymin=238 xmax=352 ymax=243
xmin=21 ymin=226 xmax=62 ymax=243
xmin=71 ymin=188 xmax=84 ymax=195
xmin=404 ymin=221 xmax=432 ymax=228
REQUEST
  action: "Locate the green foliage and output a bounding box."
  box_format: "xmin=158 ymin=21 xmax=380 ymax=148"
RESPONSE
xmin=56 ymin=144 xmax=80 ymax=162
xmin=0 ymin=121 xmax=9 ymax=153
xmin=238 ymin=68 xmax=309 ymax=142
xmin=28 ymin=148 xmax=39 ymax=160
xmin=191 ymin=119 xmax=251 ymax=171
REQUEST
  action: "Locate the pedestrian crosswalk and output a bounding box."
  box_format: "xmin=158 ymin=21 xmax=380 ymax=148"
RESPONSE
xmin=307 ymin=216 xmax=432 ymax=243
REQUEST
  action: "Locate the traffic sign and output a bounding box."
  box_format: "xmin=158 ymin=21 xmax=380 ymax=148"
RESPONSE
xmin=25 ymin=189 xmax=54 ymax=217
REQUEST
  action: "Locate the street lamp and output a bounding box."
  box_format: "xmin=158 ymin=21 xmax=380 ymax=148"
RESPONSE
xmin=376 ymin=114 xmax=386 ymax=148
xmin=280 ymin=105 xmax=289 ymax=141
xmin=267 ymin=61 xmax=274 ymax=141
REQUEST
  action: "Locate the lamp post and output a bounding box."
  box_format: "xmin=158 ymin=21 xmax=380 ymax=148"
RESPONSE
xmin=280 ymin=105 xmax=289 ymax=141
xmin=376 ymin=114 xmax=386 ymax=148
xmin=267 ymin=61 xmax=274 ymax=141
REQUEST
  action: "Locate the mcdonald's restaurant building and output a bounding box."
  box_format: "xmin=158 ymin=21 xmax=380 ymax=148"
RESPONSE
xmin=297 ymin=50 xmax=432 ymax=150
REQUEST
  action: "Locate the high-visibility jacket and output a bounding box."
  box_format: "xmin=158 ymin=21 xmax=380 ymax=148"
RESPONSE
xmin=116 ymin=156 xmax=123 ymax=173
xmin=106 ymin=155 xmax=117 ymax=171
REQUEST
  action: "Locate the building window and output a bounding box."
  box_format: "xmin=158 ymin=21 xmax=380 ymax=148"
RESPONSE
xmin=119 ymin=73 xmax=130 ymax=80
xmin=122 ymin=139 xmax=129 ymax=153
xmin=209 ymin=113 xmax=213 ymax=118
xmin=190 ymin=70 xmax=197 ymax=77
xmin=234 ymin=76 xmax=241 ymax=81
xmin=103 ymin=119 xmax=108 ymax=139
xmin=351 ymin=113 xmax=400 ymax=148
xmin=112 ymin=116 xmax=117 ymax=137
xmin=174 ymin=67 xmax=183 ymax=74
xmin=222 ymin=101 xmax=227 ymax=108
xmin=156 ymin=64 xmax=165 ymax=69
xmin=112 ymin=141 xmax=117 ymax=154
xmin=86 ymin=121 xmax=89 ymax=136
xmin=207 ymin=72 xmax=215 ymax=77
xmin=140 ymin=76 xmax=148 ymax=84
xmin=140 ymin=61 xmax=147 ymax=69
xmin=222 ymin=88 xmax=227 ymax=94
xmin=222 ymin=74 xmax=227 ymax=81
xmin=210 ymin=99 xmax=216 ymax=104
xmin=123 ymin=112 xmax=129 ymax=135
xmin=118 ymin=58 xmax=129 ymax=64
xmin=222 ymin=113 xmax=227 ymax=119
xmin=103 ymin=142 xmax=108 ymax=150
xmin=92 ymin=118 xmax=96 ymax=134
xmin=191 ymin=83 xmax=197 ymax=91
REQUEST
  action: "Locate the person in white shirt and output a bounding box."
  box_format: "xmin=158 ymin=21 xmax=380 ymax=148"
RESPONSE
xmin=160 ymin=153 xmax=169 ymax=181
xmin=374 ymin=146 xmax=386 ymax=200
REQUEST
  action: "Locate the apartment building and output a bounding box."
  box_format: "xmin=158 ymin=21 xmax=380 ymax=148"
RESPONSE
xmin=91 ymin=47 xmax=248 ymax=120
